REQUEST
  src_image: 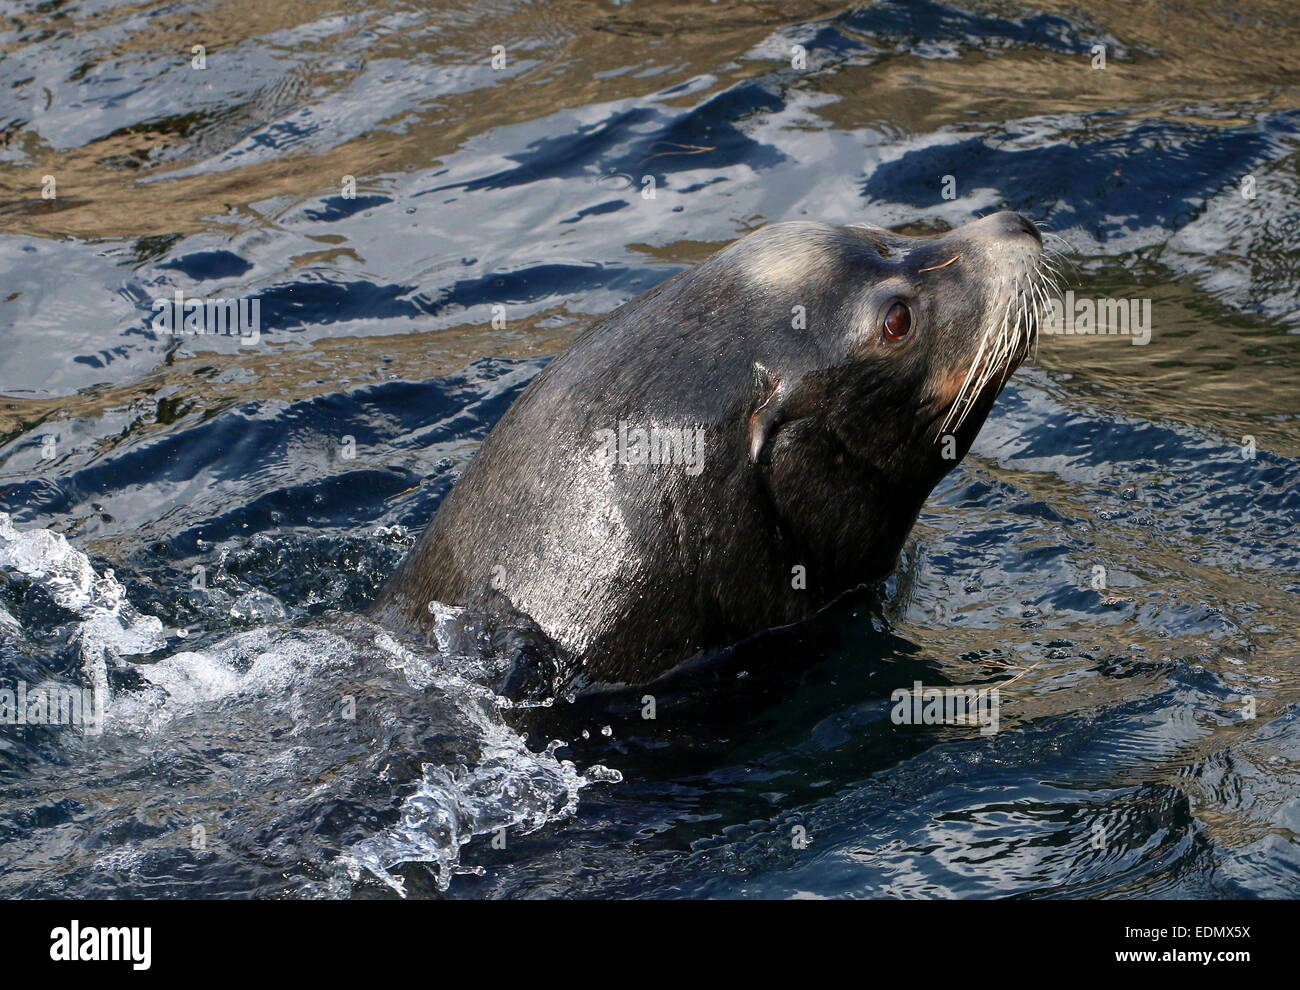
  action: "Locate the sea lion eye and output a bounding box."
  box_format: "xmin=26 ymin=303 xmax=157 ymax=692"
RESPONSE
xmin=882 ymin=301 xmax=911 ymax=341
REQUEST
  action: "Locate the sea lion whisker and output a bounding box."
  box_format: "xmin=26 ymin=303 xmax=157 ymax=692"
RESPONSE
xmin=1041 ymin=230 xmax=1079 ymax=253
xmin=918 ymin=254 xmax=961 ymax=273
xmin=1041 ymin=243 xmax=1076 ymax=278
xmin=955 ymin=280 xmax=1016 ymax=430
xmin=948 ymin=293 xmax=1008 ymax=433
xmin=940 ymin=296 xmax=1000 ymax=434
xmin=942 ymin=318 xmax=990 ymax=431
xmin=951 ymin=263 xmax=1046 ymax=429
xmin=1030 ymin=279 xmax=1049 ymax=322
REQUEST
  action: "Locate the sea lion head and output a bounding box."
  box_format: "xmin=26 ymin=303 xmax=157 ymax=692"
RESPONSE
xmin=734 ymin=211 xmax=1059 ymax=502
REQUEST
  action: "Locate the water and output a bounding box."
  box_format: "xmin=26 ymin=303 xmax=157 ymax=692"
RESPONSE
xmin=0 ymin=0 xmax=1297 ymax=898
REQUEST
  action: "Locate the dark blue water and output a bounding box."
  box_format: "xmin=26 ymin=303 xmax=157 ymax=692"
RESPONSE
xmin=1 ymin=0 xmax=1298 ymax=898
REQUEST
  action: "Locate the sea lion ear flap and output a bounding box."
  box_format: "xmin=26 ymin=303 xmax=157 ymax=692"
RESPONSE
xmin=748 ymin=363 xmax=788 ymax=466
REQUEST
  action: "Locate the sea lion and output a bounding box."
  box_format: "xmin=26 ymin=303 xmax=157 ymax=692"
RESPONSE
xmin=370 ymin=211 xmax=1058 ymax=691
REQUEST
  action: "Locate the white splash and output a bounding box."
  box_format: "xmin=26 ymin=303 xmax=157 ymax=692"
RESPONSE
xmin=0 ymin=513 xmax=620 ymax=896
xmin=0 ymin=512 xmax=167 ymax=716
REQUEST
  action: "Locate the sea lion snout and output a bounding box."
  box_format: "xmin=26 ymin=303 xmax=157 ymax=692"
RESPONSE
xmin=916 ymin=211 xmax=1058 ymax=437
xmin=958 ymin=209 xmax=1042 ymax=246
xmin=992 ymin=210 xmax=1041 ymax=243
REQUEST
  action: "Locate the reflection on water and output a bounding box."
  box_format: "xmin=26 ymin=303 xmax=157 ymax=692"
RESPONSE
xmin=0 ymin=0 xmax=1297 ymax=898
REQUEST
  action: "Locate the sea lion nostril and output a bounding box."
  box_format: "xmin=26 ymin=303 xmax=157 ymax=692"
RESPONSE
xmin=1007 ymin=212 xmax=1040 ymax=242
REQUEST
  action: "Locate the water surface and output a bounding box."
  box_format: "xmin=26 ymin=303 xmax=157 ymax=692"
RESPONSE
xmin=0 ymin=0 xmax=1298 ymax=898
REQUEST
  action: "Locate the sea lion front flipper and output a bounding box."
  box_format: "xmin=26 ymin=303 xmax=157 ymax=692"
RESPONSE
xmin=747 ymin=364 xmax=788 ymax=466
